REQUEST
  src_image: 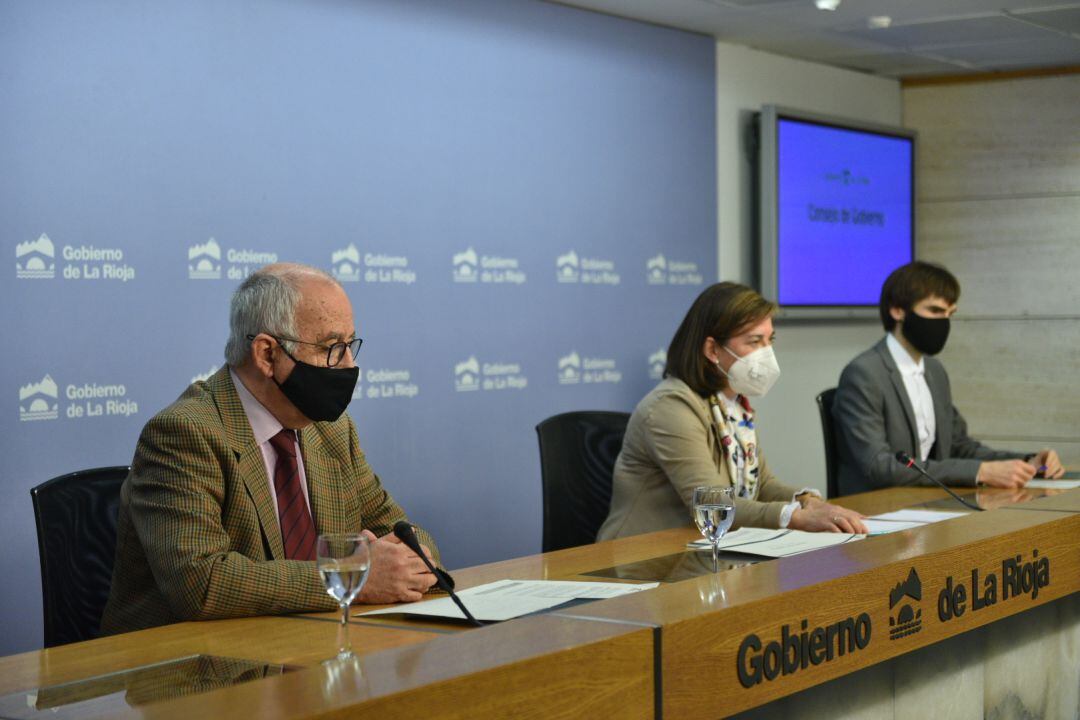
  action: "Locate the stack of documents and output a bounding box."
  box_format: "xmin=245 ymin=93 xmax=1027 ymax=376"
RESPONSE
xmin=1027 ymin=478 xmax=1080 ymax=489
xmin=862 ymin=509 xmax=967 ymax=535
xmin=357 ymin=579 xmax=658 ymax=622
xmin=687 ymin=528 xmax=861 ymax=557
xmin=686 ymin=507 xmax=974 ymax=556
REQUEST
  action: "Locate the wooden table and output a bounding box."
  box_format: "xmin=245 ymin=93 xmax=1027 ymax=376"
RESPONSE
xmin=0 ymin=487 xmax=1076 ymax=719
xmin=558 ymin=488 xmax=1080 ymax=717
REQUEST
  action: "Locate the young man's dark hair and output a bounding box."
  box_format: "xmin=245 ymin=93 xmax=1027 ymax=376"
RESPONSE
xmin=665 ymin=282 xmax=777 ymax=397
xmin=879 ymin=261 xmax=960 ymax=332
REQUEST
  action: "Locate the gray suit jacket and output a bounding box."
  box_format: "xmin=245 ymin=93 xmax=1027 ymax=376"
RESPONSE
xmin=833 ymin=338 xmax=1021 ymax=495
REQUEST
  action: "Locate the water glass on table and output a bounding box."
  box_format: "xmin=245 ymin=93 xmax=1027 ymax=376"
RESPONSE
xmin=692 ymin=486 xmax=735 ymax=573
xmin=318 ymin=533 xmax=372 ymax=662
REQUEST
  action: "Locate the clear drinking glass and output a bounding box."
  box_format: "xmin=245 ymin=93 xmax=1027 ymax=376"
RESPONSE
xmin=692 ymin=486 xmax=735 ymax=573
xmin=317 ymin=533 xmax=372 ymax=661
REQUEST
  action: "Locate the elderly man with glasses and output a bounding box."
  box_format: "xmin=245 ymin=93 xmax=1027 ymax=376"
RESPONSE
xmin=102 ymin=263 xmax=439 ymax=635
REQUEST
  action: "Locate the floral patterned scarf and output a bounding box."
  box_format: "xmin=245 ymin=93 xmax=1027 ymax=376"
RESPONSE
xmin=708 ymin=393 xmax=761 ymax=499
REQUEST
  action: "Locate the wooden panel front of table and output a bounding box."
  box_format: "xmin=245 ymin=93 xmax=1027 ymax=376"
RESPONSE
xmin=0 ymin=486 xmax=1076 ymax=719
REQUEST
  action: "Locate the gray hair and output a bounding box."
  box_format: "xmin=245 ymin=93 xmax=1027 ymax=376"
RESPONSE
xmin=224 ymin=263 xmax=338 ymax=367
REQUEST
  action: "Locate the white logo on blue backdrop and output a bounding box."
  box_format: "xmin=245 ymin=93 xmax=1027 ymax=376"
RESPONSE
xmin=453 ymin=247 xmax=525 ymax=285
xmin=189 ymin=239 xmax=278 ymax=281
xmin=646 ymin=253 xmax=667 ymax=285
xmin=556 ymin=251 xmax=580 ymax=283
xmin=19 ymin=375 xmax=59 ymax=422
xmin=331 ymin=244 xmax=362 ymax=282
xmin=648 ymin=348 xmax=666 ymax=380
xmin=15 ymin=234 xmax=56 ymax=279
xmin=59 ymin=245 xmax=135 ymax=282
xmin=189 ymin=239 xmax=222 ymax=279
xmin=334 ymin=245 xmax=419 ymax=285
xmin=455 ymin=357 xmax=481 ymax=391
xmin=557 ymin=249 xmax=619 ymax=285
xmin=560 ymin=352 xmax=621 ymax=384
xmin=352 ymin=369 xmax=365 ymax=403
xmin=452 ymin=248 xmax=479 ymax=283
xmin=584 ymin=357 xmax=621 ymax=384
xmin=647 ymin=252 xmax=703 ymax=286
xmin=65 ymin=381 xmax=138 ymax=420
xmin=352 ymin=368 xmax=363 ymax=400
xmin=480 ymin=361 xmax=527 ymax=391
xmin=456 ymin=357 xmax=527 ymax=392
xmin=558 ymin=352 xmax=581 ymax=385
xmin=363 ymin=369 xmax=419 ymax=399
xmin=364 ymin=252 xmax=416 ymax=285
xmin=15 ymin=235 xmax=134 ymax=282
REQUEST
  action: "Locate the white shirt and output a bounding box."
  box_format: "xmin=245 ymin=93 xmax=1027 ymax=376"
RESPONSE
xmin=231 ymin=370 xmax=312 ymax=519
xmin=886 ymin=334 xmax=936 ymax=463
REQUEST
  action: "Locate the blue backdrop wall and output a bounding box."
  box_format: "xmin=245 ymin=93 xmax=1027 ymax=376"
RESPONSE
xmin=1 ymin=0 xmax=716 ymax=653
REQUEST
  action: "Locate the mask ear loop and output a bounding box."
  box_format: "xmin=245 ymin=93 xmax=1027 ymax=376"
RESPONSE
xmin=273 ymin=337 xmax=301 ymax=364
xmin=261 ymin=335 xmax=289 ymax=382
xmin=269 ymin=337 xmax=298 ymax=387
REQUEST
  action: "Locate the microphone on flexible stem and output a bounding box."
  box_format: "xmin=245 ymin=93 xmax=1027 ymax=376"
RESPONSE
xmin=894 ymin=451 xmax=983 ymax=511
xmin=392 ymin=520 xmax=483 ymax=626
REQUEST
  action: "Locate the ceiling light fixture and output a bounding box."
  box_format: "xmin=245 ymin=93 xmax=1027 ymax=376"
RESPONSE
xmin=815 ymin=0 xmax=841 ymax=10
xmin=867 ymin=15 xmax=892 ymax=28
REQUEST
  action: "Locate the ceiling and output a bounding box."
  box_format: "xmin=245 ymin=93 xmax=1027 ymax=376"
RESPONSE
xmin=550 ymin=0 xmax=1080 ymax=78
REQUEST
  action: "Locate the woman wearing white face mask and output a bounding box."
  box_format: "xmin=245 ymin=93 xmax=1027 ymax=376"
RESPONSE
xmin=597 ymin=282 xmax=866 ymax=541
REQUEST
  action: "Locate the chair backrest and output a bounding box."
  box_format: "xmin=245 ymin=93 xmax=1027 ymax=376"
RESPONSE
xmin=535 ymin=411 xmax=630 ymax=552
xmin=815 ymin=389 xmax=840 ymax=499
xmin=30 ymin=466 xmax=130 ymax=647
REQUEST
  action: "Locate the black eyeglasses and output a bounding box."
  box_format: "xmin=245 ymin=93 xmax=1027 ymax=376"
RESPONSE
xmin=248 ymin=334 xmax=363 ymax=367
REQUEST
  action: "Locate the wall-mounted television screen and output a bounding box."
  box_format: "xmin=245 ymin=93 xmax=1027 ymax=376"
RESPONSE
xmin=758 ymin=105 xmax=915 ymax=319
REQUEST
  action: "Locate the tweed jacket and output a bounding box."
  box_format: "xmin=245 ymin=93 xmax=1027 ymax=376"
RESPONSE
xmin=833 ymin=338 xmax=1022 ymax=495
xmin=101 ymin=368 xmax=439 ymax=635
xmin=597 ymin=377 xmax=803 ymax=541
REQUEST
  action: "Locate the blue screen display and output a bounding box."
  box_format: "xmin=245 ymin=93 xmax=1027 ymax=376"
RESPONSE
xmin=776 ymin=118 xmax=913 ymax=306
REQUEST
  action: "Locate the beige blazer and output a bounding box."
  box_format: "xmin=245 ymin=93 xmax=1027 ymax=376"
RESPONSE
xmin=597 ymin=377 xmax=800 ymax=541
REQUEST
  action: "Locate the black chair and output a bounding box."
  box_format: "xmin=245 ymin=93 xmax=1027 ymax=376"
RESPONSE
xmin=816 ymin=389 xmax=841 ymax=499
xmin=30 ymin=466 xmax=129 ymax=647
xmin=535 ymin=411 xmax=630 ymax=552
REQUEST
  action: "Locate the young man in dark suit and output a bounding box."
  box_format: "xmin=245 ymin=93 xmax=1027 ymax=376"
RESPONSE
xmin=832 ymin=261 xmax=1063 ymax=496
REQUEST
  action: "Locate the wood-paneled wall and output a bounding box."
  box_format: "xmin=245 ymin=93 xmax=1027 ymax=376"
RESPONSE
xmin=903 ymin=74 xmax=1080 ymax=462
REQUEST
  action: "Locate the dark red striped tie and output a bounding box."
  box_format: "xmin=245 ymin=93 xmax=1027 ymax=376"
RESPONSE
xmin=269 ymin=429 xmax=316 ymax=561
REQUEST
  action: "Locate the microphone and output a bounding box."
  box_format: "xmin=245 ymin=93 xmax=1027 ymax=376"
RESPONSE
xmin=894 ymin=451 xmax=983 ymax=511
xmin=392 ymin=520 xmax=482 ymax=626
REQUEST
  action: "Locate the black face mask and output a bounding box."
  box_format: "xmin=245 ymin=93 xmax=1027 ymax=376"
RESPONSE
xmin=275 ymin=345 xmax=359 ymax=422
xmin=901 ymin=311 xmax=950 ymax=356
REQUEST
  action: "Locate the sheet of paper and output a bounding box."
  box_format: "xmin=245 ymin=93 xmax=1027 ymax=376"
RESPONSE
xmin=688 ymin=527 xmax=861 ymax=557
xmin=869 ymin=509 xmax=968 ymax=524
xmin=862 ymin=519 xmax=927 ymax=535
xmin=1027 ymin=479 xmax=1080 ymax=489
xmin=356 ymin=579 xmax=659 ymax=622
